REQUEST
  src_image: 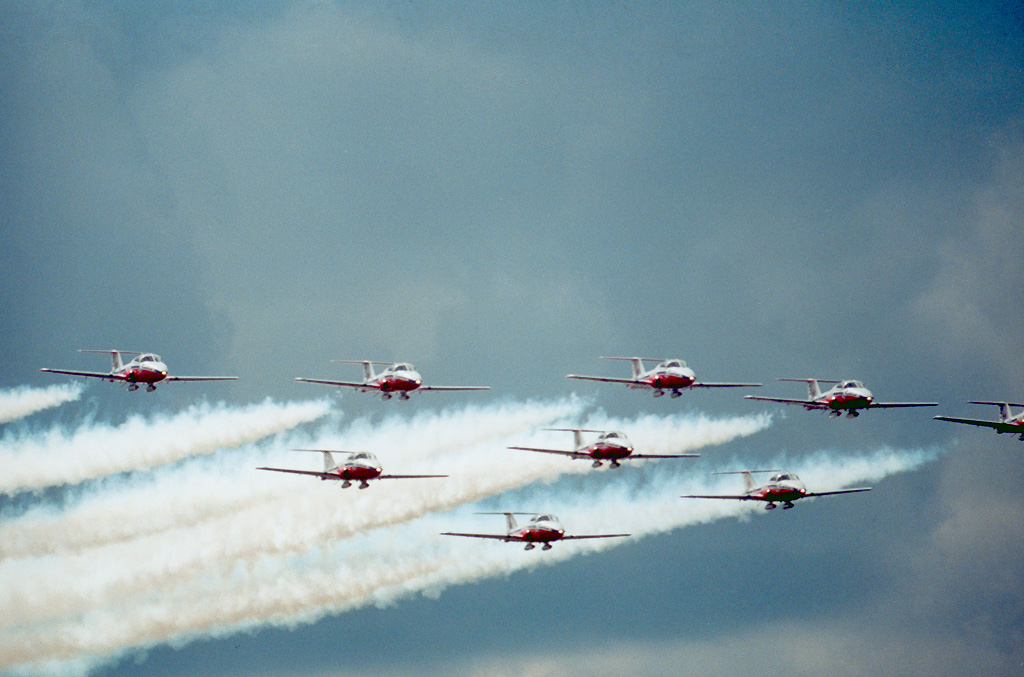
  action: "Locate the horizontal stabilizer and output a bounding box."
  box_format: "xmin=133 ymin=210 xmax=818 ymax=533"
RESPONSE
xmin=777 ymin=378 xmax=838 ymax=383
xmin=710 ymin=469 xmax=779 ymax=475
xmin=78 ymin=349 xmax=141 ymax=355
xmin=331 ymin=360 xmax=393 ymax=365
xmin=968 ymin=400 xmax=1024 ymax=408
xmin=599 ymin=356 xmax=665 ymax=362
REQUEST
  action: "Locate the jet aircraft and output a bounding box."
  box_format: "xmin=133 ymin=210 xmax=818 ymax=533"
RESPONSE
xmin=295 ymin=360 xmax=489 ymax=400
xmin=934 ymin=401 xmax=1024 ymax=440
xmin=441 ymin=512 xmax=630 ymax=551
xmin=681 ymin=470 xmax=872 ymax=510
xmin=509 ymin=428 xmax=699 ymax=468
xmin=566 ymin=357 xmax=761 ymax=398
xmin=40 ymin=350 xmax=237 ymax=392
xmin=744 ymin=378 xmax=938 ymax=417
xmin=257 ymin=449 xmax=447 ymax=489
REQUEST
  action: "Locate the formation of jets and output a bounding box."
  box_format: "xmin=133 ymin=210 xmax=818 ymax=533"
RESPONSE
xmin=36 ymin=349 xmax=1018 ymax=551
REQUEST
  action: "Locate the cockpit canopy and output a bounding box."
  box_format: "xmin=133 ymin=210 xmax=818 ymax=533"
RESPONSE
xmin=391 ymin=363 xmax=414 ymax=372
xmin=770 ymin=473 xmax=799 ymax=482
xmin=601 ymin=431 xmax=624 ymax=440
xmin=138 ymin=354 xmax=161 ymax=363
xmin=839 ymin=380 xmax=865 ymax=389
xmin=662 ymin=359 xmax=687 ymax=369
xmin=350 ymin=452 xmax=377 ymax=462
xmin=532 ymin=514 xmax=556 ymax=523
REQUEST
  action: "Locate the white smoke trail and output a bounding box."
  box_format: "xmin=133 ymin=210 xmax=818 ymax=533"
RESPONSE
xmin=0 ymin=444 xmax=935 ymax=676
xmin=0 ymin=398 xmax=333 ymax=495
xmin=0 ymin=403 xmax=769 ymax=630
xmin=0 ymin=384 xmax=83 ymax=424
xmin=0 ymin=397 xmax=591 ymax=558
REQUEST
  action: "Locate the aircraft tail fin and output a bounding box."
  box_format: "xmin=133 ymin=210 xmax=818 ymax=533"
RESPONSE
xmin=79 ymin=349 xmax=140 ymax=371
xmin=477 ymin=511 xmax=533 ymax=532
xmin=543 ymin=428 xmax=603 ymax=450
xmin=332 ymin=360 xmax=391 ymax=381
xmin=712 ymin=469 xmax=778 ymax=492
xmin=601 ymin=357 xmax=661 ymax=379
xmin=968 ymin=401 xmax=1024 ymax=422
xmin=293 ymin=448 xmax=345 ymax=471
xmin=778 ymin=378 xmax=837 ymax=399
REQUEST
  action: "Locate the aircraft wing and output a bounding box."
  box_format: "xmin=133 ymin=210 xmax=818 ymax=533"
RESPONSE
xmin=417 ymin=385 xmax=491 ymax=391
xmin=164 ymin=376 xmax=238 ymax=382
xmin=565 ymin=375 xmax=641 ymax=385
xmin=631 ymin=453 xmax=701 ymax=459
xmin=256 ymin=466 xmax=335 ymax=480
xmin=803 ymin=487 xmax=872 ymax=497
xmin=743 ymin=395 xmax=819 ymax=407
xmin=507 ymin=446 xmax=581 ymax=458
xmin=39 ymin=368 xmax=116 ymax=380
xmin=440 ymin=532 xmax=509 ymax=541
xmin=866 ymin=401 xmax=938 ymax=409
xmin=376 ymin=474 xmax=449 ymax=480
xmin=560 ymin=533 xmax=631 ymax=540
xmin=680 ymin=493 xmax=755 ymax=500
xmin=692 ymin=381 xmax=763 ymax=388
xmin=934 ymin=415 xmax=1016 ymax=432
xmin=294 ymin=377 xmax=373 ymax=389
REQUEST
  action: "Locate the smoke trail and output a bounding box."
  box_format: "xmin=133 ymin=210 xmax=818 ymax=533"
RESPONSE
xmin=0 ymin=398 xmax=333 ymax=495
xmin=0 ymin=444 xmax=935 ymax=675
xmin=0 ymin=403 xmax=769 ymax=629
xmin=0 ymin=397 xmax=591 ymax=558
xmin=0 ymin=384 xmax=83 ymax=424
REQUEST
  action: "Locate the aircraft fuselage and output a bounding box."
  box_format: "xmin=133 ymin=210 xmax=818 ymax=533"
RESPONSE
xmin=816 ymin=387 xmax=874 ymax=410
xmin=326 ymin=463 xmax=383 ymax=482
xmin=115 ymin=362 xmax=169 ymax=385
xmin=512 ymin=525 xmax=566 ymax=544
xmin=637 ymin=367 xmax=696 ymax=390
xmin=586 ymin=440 xmax=635 ymax=461
xmin=365 ymin=370 xmax=423 ymax=393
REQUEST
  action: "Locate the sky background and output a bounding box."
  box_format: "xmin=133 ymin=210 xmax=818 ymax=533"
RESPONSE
xmin=1 ymin=1 xmax=1023 ymax=675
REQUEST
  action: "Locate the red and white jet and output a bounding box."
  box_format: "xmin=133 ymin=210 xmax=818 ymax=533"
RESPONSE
xmin=40 ymin=350 xmax=237 ymax=392
xmin=682 ymin=470 xmax=872 ymax=510
xmin=567 ymin=357 xmax=761 ymax=398
xmin=257 ymin=449 xmax=447 ymax=489
xmin=744 ymin=378 xmax=938 ymax=418
xmin=442 ymin=512 xmax=630 ymax=551
xmin=509 ymin=428 xmax=699 ymax=468
xmin=295 ymin=360 xmax=490 ymax=400
xmin=934 ymin=401 xmax=1024 ymax=440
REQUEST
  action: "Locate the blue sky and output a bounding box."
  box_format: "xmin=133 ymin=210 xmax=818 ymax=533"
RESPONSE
xmin=1 ymin=2 xmax=1023 ymax=675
